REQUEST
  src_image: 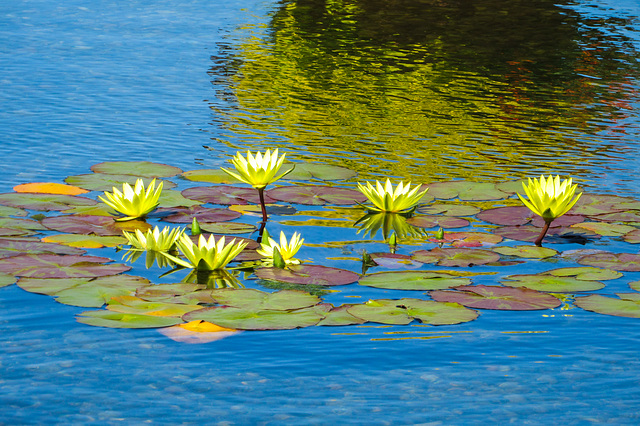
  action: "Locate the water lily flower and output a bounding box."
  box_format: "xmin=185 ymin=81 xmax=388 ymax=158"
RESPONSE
xmin=357 ymin=179 xmax=428 ymax=213
xmin=517 ymin=175 xmax=582 ymax=246
xmin=221 ymin=149 xmax=291 ymax=190
xmin=257 ymin=231 xmax=304 ymax=266
xmin=122 ymin=226 xmax=184 ymax=252
xmin=99 ymin=178 xmax=163 ymax=221
xmin=173 ymin=234 xmax=248 ymax=271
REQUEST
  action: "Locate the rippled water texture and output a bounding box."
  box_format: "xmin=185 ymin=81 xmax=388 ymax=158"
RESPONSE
xmin=1 ymin=0 xmax=640 ymax=424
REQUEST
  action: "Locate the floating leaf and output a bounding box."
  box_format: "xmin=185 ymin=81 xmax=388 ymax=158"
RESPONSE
xmin=0 ymin=193 xmax=96 ymax=211
xmin=66 ymin=174 xmax=176 ymax=192
xmin=107 ymin=295 xmax=203 ymax=317
xmin=0 ymin=205 xmax=28 ymax=217
xmin=575 ymin=294 xmax=640 ymax=318
xmin=182 ymin=169 xmax=241 ymax=184
xmin=493 ymin=225 xmax=597 ymax=244
xmin=0 ymin=254 xmax=130 ymax=278
xmin=358 ymin=271 xmax=471 ymax=290
xmin=91 ymin=161 xmax=182 ymax=178
xmin=157 ymin=320 xmax=240 ymax=344
xmin=229 ymin=204 xmax=297 ymax=216
xmin=346 ymin=298 xmax=478 ymax=325
xmin=426 ymin=181 xmax=509 ymax=201
xmin=0 ymin=273 xmax=15 ymax=288
xmin=158 ymin=189 xmax=203 ymax=208
xmin=42 ymin=234 xmax=126 ymax=248
xmin=42 ymin=215 xmax=151 ymax=236
xmin=492 ymin=245 xmax=558 ymax=259
xmin=254 ymin=265 xmax=359 ymax=286
xmin=411 ymin=247 xmax=500 ymax=267
xmin=437 ymin=232 xmax=503 ymax=248
xmin=417 ymin=204 xmax=481 ymax=216
xmin=571 ymin=194 xmax=638 ymax=216
xmin=346 ymin=299 xmax=412 ymax=325
xmin=268 ymin=186 xmax=367 ymax=206
xmin=570 ymin=222 xmax=637 ymax=237
xmin=279 ymin=163 xmax=357 ymax=181
xmin=181 ymin=186 xmax=275 ymax=205
xmin=13 ymin=182 xmax=89 ymax=195
xmin=210 ymin=288 xmax=321 ymax=310
xmin=77 ymin=310 xmax=182 ymax=328
xmin=500 ymin=274 xmax=605 ymax=293
xmin=592 ymin=211 xmax=640 ymax=222
xmin=199 ymin=222 xmax=256 ymax=234
xmin=578 ymin=252 xmax=640 ymax=271
xmin=624 ymin=229 xmax=640 ymax=244
xmin=183 ymin=305 xmax=324 ymax=330
xmin=161 ymin=206 xmax=242 ymax=223
xmin=316 ymin=304 xmax=367 ymax=326
xmin=406 ymin=215 xmax=470 ymax=229
xmin=430 ymin=285 xmax=562 ymax=310
xmin=0 ymin=237 xmax=85 ymax=258
xmin=630 ymin=281 xmax=640 ymax=291
xmin=135 ymin=283 xmax=209 ymax=304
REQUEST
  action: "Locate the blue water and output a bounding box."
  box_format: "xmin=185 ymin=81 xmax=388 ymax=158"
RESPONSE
xmin=2 ymin=0 xmax=640 ymax=423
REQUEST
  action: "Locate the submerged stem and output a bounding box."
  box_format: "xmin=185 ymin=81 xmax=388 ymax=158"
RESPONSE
xmin=534 ymin=220 xmax=552 ymax=247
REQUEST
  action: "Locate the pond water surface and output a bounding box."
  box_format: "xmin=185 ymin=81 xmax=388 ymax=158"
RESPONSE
xmin=2 ymin=0 xmax=640 ymax=424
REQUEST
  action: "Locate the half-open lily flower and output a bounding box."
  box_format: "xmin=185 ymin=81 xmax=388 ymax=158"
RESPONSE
xmin=99 ymin=178 xmax=163 ymax=221
xmin=357 ymin=179 xmax=428 ymax=213
xmin=122 ymin=226 xmax=183 ymax=252
xmin=517 ymin=175 xmax=582 ymax=246
xmin=257 ymin=231 xmax=304 ymax=266
xmin=173 ymin=234 xmax=248 ymax=271
xmin=221 ymin=149 xmax=291 ymax=190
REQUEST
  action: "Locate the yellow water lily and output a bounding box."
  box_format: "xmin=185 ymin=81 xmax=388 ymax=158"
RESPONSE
xmin=122 ymin=226 xmax=183 ymax=252
xmin=257 ymin=231 xmax=304 ymax=266
xmin=357 ymin=179 xmax=428 ymax=213
xmin=517 ymin=175 xmax=582 ymax=246
xmin=517 ymin=175 xmax=582 ymax=222
xmin=221 ymin=149 xmax=291 ymax=190
xmin=173 ymin=234 xmax=248 ymax=270
xmin=99 ymin=178 xmax=163 ymax=221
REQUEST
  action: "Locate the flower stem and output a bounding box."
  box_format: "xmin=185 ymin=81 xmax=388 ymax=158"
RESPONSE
xmin=258 ymin=187 xmax=268 ymax=223
xmin=534 ymin=220 xmax=552 ymax=247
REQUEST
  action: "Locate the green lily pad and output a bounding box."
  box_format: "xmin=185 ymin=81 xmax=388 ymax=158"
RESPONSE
xmin=0 ymin=254 xmax=130 ymax=278
xmin=0 ymin=205 xmax=28 ymax=217
xmin=65 ymin=174 xmax=176 ymax=192
xmin=161 ymin=206 xmax=242 ymax=223
xmin=624 ymin=229 xmax=640 ymax=244
xmin=18 ymin=274 xmax=150 ymax=307
xmin=181 ymin=186 xmax=275 ymax=205
xmin=500 ymin=274 xmax=605 ymax=293
xmin=358 ymin=271 xmax=471 ymax=290
xmin=199 ymin=222 xmax=256 ymax=234
xmin=574 ymin=294 xmax=640 ymax=318
xmin=571 ymin=194 xmax=638 ymax=216
xmin=182 ymin=169 xmax=241 ymax=184
xmin=77 ymin=310 xmax=183 ymax=328
xmin=41 ymin=234 xmax=126 ymax=248
xmin=430 ymin=285 xmax=562 ymax=310
xmin=630 ymin=281 xmax=640 ymax=291
xmin=346 ymin=298 xmax=479 ymax=325
xmin=477 ymin=206 xmax=584 ymax=227
xmin=437 ymin=232 xmax=503 ymax=248
xmin=0 ymin=193 xmax=96 ymax=211
xmin=411 ymin=247 xmax=500 ymax=267
xmin=211 ymin=288 xmax=321 ymax=310
xmin=279 ymin=163 xmax=357 ymax=181
xmin=417 ymin=204 xmax=481 ymax=216
xmin=0 ymin=273 xmax=15 ymax=288
xmin=254 ymin=265 xmax=360 ymax=286
xmin=91 ymin=161 xmax=182 ymax=178
xmin=42 ymin=215 xmax=151 ymax=236
xmin=406 ymin=215 xmax=470 ymax=229
xmin=107 ymin=295 xmax=203 ymax=317
xmin=426 ymin=181 xmax=509 ymax=201
xmin=592 ymin=211 xmax=640 ymax=222
xmin=135 ymin=283 xmax=210 ymax=304
xmin=578 ymin=252 xmax=640 ymax=271
xmin=268 ymin=186 xmax=368 ymax=206
xmin=570 ymin=222 xmax=637 ymax=237
xmin=0 ymin=237 xmax=86 ymax=258
xmin=183 ymin=305 xmax=324 ymax=330
xmin=158 ymin=189 xmax=203 ymax=208
xmin=492 ymin=245 xmax=558 ymax=259
xmin=0 ymin=217 xmax=46 ymax=231
xmin=316 ymin=304 xmax=367 ymax=326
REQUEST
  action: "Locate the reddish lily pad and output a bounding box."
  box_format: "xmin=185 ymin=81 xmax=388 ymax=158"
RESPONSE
xmin=571 ymin=194 xmax=639 ymax=216
xmin=0 ymin=237 xmax=85 ymax=258
xmin=358 ymin=271 xmax=471 ymax=290
xmin=0 ymin=254 xmax=130 ymax=278
xmin=161 ymin=206 xmax=241 ymax=223
xmin=268 ymin=186 xmax=367 ymax=206
xmin=477 ymin=206 xmax=583 ymax=228
xmin=42 ymin=215 xmax=151 ymax=236
xmin=158 ymin=190 xmax=203 ymax=208
xmin=592 ymin=211 xmax=640 ymax=222
xmin=211 ymin=288 xmax=321 ymax=310
xmin=181 ymin=186 xmax=275 ymax=205
xmin=437 ymin=232 xmax=503 ymax=248
xmin=183 ymin=305 xmax=324 ymax=330
xmin=254 ymin=265 xmax=359 ymax=286
xmin=77 ymin=310 xmax=183 ymax=328
xmin=624 ymin=229 xmax=640 ymax=244
xmin=430 ymin=285 xmax=562 ymax=310
xmin=135 ymin=283 xmax=208 ymax=303
xmin=406 ymin=215 xmax=470 ymax=229
xmin=575 ymin=294 xmax=640 ymax=318
xmin=0 ymin=217 xmax=46 ymax=231
xmin=426 ymin=181 xmax=509 ymax=201
xmin=65 ymin=174 xmax=176 ymax=192
xmin=0 ymin=193 xmax=96 ymax=211
xmin=411 ymin=247 xmax=500 ymax=267
xmin=0 ymin=205 xmax=28 ymax=217
xmin=0 ymin=273 xmax=15 ymax=288
xmin=417 ymin=204 xmax=481 ymax=216
xmin=578 ymin=252 xmax=640 ymax=271
xmin=91 ymin=161 xmax=182 ymax=178
xmin=493 ymin=225 xmax=597 ymax=244
xmin=492 ymin=245 xmax=558 ymax=259
xmin=500 ymin=274 xmax=605 ymax=293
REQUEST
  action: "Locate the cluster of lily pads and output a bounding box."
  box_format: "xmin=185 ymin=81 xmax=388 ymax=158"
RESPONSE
xmin=0 ymin=150 xmax=639 ymax=341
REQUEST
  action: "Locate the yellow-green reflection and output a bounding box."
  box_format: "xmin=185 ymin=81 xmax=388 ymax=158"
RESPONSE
xmin=354 ymin=212 xmax=425 ymax=241
xmin=183 ymin=269 xmax=244 ymax=289
xmin=209 ymin=0 xmax=639 ymax=184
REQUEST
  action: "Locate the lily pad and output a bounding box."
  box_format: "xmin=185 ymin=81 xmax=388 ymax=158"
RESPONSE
xmin=500 ymin=274 xmax=605 ymax=293
xmin=66 ymin=174 xmax=176 ymax=192
xmin=199 ymin=222 xmax=256 ymax=234
xmin=42 ymin=234 xmax=126 ymax=248
xmin=426 ymin=181 xmax=509 ymax=201
xmin=42 ymin=215 xmax=151 ymax=236
xmin=316 ymin=304 xmax=367 ymax=326
xmin=417 ymin=204 xmax=481 ymax=216
xmin=411 ymin=247 xmax=500 ymax=267
xmin=279 ymin=163 xmax=357 ymax=181
xmin=630 ymin=281 xmax=640 ymax=291
xmin=477 ymin=206 xmax=584 ymax=227
xmin=161 ymin=206 xmax=242 ymax=223
xmin=358 ymin=271 xmax=471 ymax=290
xmin=592 ymin=211 xmax=640 ymax=223
xmin=346 ymin=299 xmax=412 ymax=325
xmin=268 ymin=186 xmax=367 ymax=206
xmin=368 ymin=253 xmax=423 ymax=269
xmin=0 ymin=237 xmax=86 ymax=258
xmin=77 ymin=310 xmax=183 ymax=328
xmin=575 ymin=294 xmax=640 ymax=318
xmin=183 ymin=305 xmax=324 ymax=330
xmin=437 ymin=232 xmax=503 ymax=248
xmin=493 ymin=225 xmax=597 ymax=244
xmin=0 ymin=273 xmax=15 ymax=288
xmin=158 ymin=189 xmax=203 ymax=208
xmin=181 ymin=186 xmax=275 ymax=205
xmin=492 ymin=245 xmax=558 ymax=259
xmin=14 ymin=182 xmax=89 ymax=195
xmin=346 ymin=298 xmax=479 ymax=325
xmin=211 ymin=288 xmax=321 ymax=310
xmin=0 ymin=254 xmax=130 ymax=278
xmin=0 ymin=193 xmax=96 ymax=211
xmin=624 ymin=229 xmax=640 ymax=244
xmin=430 ymin=285 xmax=562 ymax=310
xmin=91 ymin=161 xmax=182 ymax=178
xmin=570 ymin=222 xmax=637 ymax=237
xmin=0 ymin=217 xmax=46 ymax=231
xmin=254 ymin=265 xmax=359 ymax=286
xmin=406 ymin=215 xmax=470 ymax=229
xmin=135 ymin=283 xmax=209 ymax=303
xmin=182 ymin=169 xmax=242 ymax=184
xmin=571 ymin=194 xmax=638 ymax=216
xmin=0 ymin=205 xmax=28 ymax=217
xmin=107 ymin=295 xmax=203 ymax=317
xmin=578 ymin=252 xmax=640 ymax=271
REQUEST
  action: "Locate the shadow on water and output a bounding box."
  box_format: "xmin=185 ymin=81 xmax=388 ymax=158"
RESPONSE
xmin=208 ymin=0 xmax=640 ymax=187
